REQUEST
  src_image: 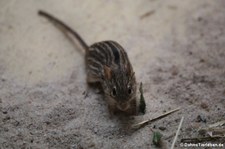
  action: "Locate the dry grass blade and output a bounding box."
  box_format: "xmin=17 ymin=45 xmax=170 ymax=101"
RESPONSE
xmin=209 ymin=120 xmax=225 ymax=128
xmin=208 ymin=128 xmax=225 ymax=137
xmin=131 ymin=107 xmax=180 ymax=129
xmin=199 ymin=128 xmax=225 ymax=137
xmin=198 ymin=120 xmax=225 ymax=137
xmin=184 ymin=120 xmax=225 ymax=144
xmin=171 ymin=117 xmax=184 ymax=149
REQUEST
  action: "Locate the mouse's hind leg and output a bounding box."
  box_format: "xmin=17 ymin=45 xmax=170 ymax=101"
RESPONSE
xmin=86 ymin=73 xmax=103 ymax=92
xmin=86 ymin=73 xmax=100 ymax=84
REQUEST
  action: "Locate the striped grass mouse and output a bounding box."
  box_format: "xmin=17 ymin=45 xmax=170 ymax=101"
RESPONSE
xmin=38 ymin=10 xmax=138 ymax=115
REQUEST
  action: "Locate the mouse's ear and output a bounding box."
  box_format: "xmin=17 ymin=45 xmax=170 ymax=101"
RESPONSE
xmin=103 ymin=65 xmax=112 ymax=80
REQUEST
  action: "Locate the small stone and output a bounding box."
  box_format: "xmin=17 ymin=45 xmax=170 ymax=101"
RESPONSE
xmin=197 ymin=17 xmax=203 ymax=22
xmin=200 ymin=102 xmax=209 ymax=111
xmin=45 ymin=121 xmax=50 ymax=125
xmin=4 ymin=127 xmax=9 ymax=132
xmin=71 ymin=144 xmax=79 ymax=149
xmin=94 ymin=128 xmax=98 ymax=133
xmin=2 ymin=111 xmax=7 ymax=114
xmin=159 ymin=126 xmax=166 ymax=131
xmin=175 ymin=119 xmax=180 ymax=123
xmin=3 ymin=116 xmax=10 ymax=122
xmin=171 ymin=66 xmax=178 ymax=76
xmin=82 ymin=91 xmax=86 ymax=95
xmin=199 ymin=59 xmax=205 ymax=63
xmin=196 ymin=115 xmax=207 ymax=123
xmin=14 ymin=121 xmax=20 ymax=126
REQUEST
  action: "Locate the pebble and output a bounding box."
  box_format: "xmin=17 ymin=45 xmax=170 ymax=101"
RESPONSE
xmin=2 ymin=111 xmax=7 ymax=114
xmin=196 ymin=115 xmax=207 ymax=123
xmin=94 ymin=128 xmax=98 ymax=133
xmin=158 ymin=126 xmax=166 ymax=131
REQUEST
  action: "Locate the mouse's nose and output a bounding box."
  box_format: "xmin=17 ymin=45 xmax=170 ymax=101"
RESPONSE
xmin=117 ymin=103 xmax=129 ymax=111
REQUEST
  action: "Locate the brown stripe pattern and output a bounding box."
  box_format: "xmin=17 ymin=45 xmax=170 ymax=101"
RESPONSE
xmin=86 ymin=40 xmax=131 ymax=79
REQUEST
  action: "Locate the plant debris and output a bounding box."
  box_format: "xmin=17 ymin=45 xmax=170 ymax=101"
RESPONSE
xmin=198 ymin=120 xmax=225 ymax=137
xmin=138 ymin=82 xmax=146 ymax=114
xmin=182 ymin=120 xmax=225 ymax=144
xmin=152 ymin=131 xmax=163 ymax=147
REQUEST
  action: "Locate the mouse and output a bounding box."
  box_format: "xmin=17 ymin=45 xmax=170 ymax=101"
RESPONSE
xmin=38 ymin=10 xmax=138 ymax=115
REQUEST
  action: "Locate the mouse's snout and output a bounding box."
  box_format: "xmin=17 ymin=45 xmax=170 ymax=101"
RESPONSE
xmin=117 ymin=102 xmax=129 ymax=111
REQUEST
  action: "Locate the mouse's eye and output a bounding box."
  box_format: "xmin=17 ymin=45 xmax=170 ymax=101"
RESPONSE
xmin=111 ymin=87 xmax=117 ymax=97
xmin=128 ymin=86 xmax=132 ymax=95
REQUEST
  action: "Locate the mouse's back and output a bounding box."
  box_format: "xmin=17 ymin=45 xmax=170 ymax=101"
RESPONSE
xmin=86 ymin=40 xmax=133 ymax=82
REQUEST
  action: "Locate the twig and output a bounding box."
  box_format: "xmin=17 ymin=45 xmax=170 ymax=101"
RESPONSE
xmin=171 ymin=117 xmax=184 ymax=149
xmin=131 ymin=107 xmax=180 ymax=129
xmin=181 ymin=136 xmax=225 ymax=143
xmin=140 ymin=10 xmax=155 ymax=20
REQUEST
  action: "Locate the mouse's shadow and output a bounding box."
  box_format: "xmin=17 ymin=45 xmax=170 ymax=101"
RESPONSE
xmin=87 ymin=82 xmax=141 ymax=136
xmin=108 ymin=112 xmax=142 ymax=137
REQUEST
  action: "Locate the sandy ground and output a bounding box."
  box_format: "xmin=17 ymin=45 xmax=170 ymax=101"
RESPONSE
xmin=1 ymin=0 xmax=225 ymax=148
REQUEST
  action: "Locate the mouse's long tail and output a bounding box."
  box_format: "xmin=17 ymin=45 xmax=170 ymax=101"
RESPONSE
xmin=38 ymin=10 xmax=88 ymax=51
